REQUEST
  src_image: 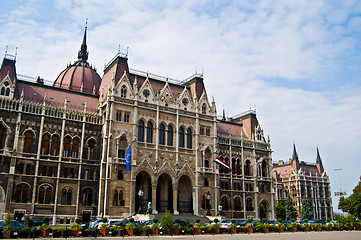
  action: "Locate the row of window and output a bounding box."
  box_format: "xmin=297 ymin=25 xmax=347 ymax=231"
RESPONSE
xmin=0 ymin=81 xmax=10 ymax=97
xmin=138 ymin=121 xmax=193 ymax=149
xmin=115 ymin=111 xmax=130 ymax=122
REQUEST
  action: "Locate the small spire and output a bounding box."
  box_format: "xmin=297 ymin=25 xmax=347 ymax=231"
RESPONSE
xmin=316 ymin=147 xmax=322 ymax=164
xmin=78 ymin=19 xmax=89 ymax=62
xmin=292 ymin=143 xmax=299 ymax=162
xmin=222 ymin=109 xmax=226 ymax=120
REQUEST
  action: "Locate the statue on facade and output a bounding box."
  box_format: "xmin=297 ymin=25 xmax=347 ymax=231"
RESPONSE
xmin=218 ymin=205 xmax=223 ymax=217
xmin=146 ymin=202 xmax=152 ymax=215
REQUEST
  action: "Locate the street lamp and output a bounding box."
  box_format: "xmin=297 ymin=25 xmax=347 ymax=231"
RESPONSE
xmin=138 ymin=188 xmax=144 ymax=214
xmin=206 ymin=191 xmax=211 ymax=216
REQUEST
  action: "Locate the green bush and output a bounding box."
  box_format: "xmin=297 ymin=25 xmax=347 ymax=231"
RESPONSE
xmin=102 ymin=217 xmax=108 ymax=223
xmin=99 ymin=223 xmax=108 ymax=229
xmin=75 ymin=218 xmax=82 ymax=224
xmin=151 ymin=223 xmax=160 ymax=229
xmin=4 ymin=212 xmax=11 ymax=231
xmin=129 ymin=217 xmax=134 ymax=223
xmin=173 ymin=223 xmax=181 ymax=229
xmin=38 ymin=223 xmax=50 ymax=230
xmin=142 ymin=225 xmax=149 ymax=230
xmin=160 ymin=210 xmax=172 ymax=230
xmin=195 ymin=218 xmax=200 ymax=223
xmin=247 ymin=218 xmax=252 ymax=223
xmin=153 ymin=218 xmax=158 ymax=223
xmin=42 ymin=216 xmax=50 ymax=224
xmin=111 ymin=225 xmax=123 ymax=231
xmin=70 ymin=223 xmax=82 ymax=231
xmin=194 ymin=223 xmax=202 ymax=228
xmin=214 ymin=218 xmax=219 ymax=223
xmin=125 ymin=223 xmax=136 ymax=230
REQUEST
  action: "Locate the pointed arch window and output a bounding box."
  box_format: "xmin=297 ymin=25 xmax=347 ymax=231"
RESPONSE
xmin=41 ymin=134 xmax=50 ymax=155
xmin=138 ymin=120 xmax=144 ymax=142
xmin=245 ymin=160 xmax=252 ymax=176
xmin=246 ymin=197 xmax=254 ymax=211
xmin=179 ymin=127 xmax=185 ymax=148
xmin=234 ymin=197 xmax=242 ymax=211
xmin=5 ymin=88 xmax=10 ymax=96
xmin=167 ymin=125 xmax=173 ymax=146
xmin=146 ymin=122 xmax=153 ymax=143
xmin=71 ymin=138 xmax=80 ymax=158
xmin=186 ymin=128 xmax=192 ymax=149
xmin=61 ymin=188 xmax=72 ymax=205
xmin=0 ymin=87 xmax=4 ymax=95
xmin=221 ymin=196 xmax=230 ymax=211
xmin=38 ymin=185 xmax=52 ymax=204
xmin=0 ymin=125 xmax=6 ymax=149
xmin=23 ymin=131 xmax=34 ymax=153
xmin=159 ymin=124 xmax=165 ymax=145
xmin=63 ymin=136 xmax=71 ymax=157
xmin=87 ymin=139 xmax=95 ymax=160
xmin=120 ymin=86 xmax=127 ymax=98
xmin=81 ymin=188 xmax=93 ymax=206
xmin=113 ymin=190 xmax=125 ymax=206
xmin=202 ymin=103 xmax=206 ymax=114
xmin=50 ymin=135 xmax=59 ymax=156
xmin=15 ymin=183 xmax=29 ymax=203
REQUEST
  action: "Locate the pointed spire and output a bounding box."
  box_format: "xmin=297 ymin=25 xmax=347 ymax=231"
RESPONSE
xmin=316 ymin=147 xmax=322 ymax=164
xmin=292 ymin=143 xmax=299 ymax=162
xmin=222 ymin=109 xmax=226 ymax=120
xmin=78 ymin=19 xmax=89 ymax=62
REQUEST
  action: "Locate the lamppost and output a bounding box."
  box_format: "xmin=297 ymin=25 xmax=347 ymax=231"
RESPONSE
xmin=206 ymin=191 xmax=211 ymax=216
xmin=138 ymin=188 xmax=144 ymax=214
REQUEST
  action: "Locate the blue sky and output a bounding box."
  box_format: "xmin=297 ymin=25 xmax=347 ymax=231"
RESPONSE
xmin=1 ymin=0 xmax=361 ymax=213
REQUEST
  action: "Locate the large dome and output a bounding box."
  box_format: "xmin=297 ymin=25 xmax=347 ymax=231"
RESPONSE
xmin=53 ymin=26 xmax=101 ymax=95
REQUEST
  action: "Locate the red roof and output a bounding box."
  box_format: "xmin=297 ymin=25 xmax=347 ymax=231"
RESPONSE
xmin=217 ymin=121 xmax=249 ymax=139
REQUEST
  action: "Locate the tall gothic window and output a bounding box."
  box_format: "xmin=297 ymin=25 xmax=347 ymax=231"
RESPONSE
xmin=159 ymin=124 xmax=165 ymax=145
xmin=61 ymin=188 xmax=72 ymax=205
xmin=87 ymin=139 xmax=95 ymax=160
xmin=50 ymin=135 xmax=59 ymax=156
xmin=179 ymin=127 xmax=185 ymax=148
xmin=138 ymin=120 xmax=144 ymax=142
xmin=202 ymin=103 xmax=206 ymax=114
xmin=41 ymin=134 xmax=50 ymax=155
xmin=186 ymin=128 xmax=192 ymax=149
xmin=63 ymin=136 xmax=71 ymax=157
xmin=15 ymin=183 xmax=29 ymax=203
xmin=0 ymin=125 xmax=6 ymax=149
xmin=221 ymin=196 xmax=230 ymax=211
xmin=71 ymin=138 xmax=80 ymax=158
xmin=246 ymin=197 xmax=254 ymax=211
xmin=245 ymin=160 xmax=252 ymax=176
xmin=234 ymin=197 xmax=242 ymax=211
xmin=146 ymin=122 xmax=153 ymax=143
xmin=167 ymin=125 xmax=173 ymax=146
xmin=81 ymin=188 xmax=93 ymax=206
xmin=120 ymin=86 xmax=127 ymax=98
xmin=38 ymin=185 xmax=52 ymax=204
xmin=23 ymin=131 xmax=34 ymax=153
xmin=113 ymin=190 xmax=125 ymax=206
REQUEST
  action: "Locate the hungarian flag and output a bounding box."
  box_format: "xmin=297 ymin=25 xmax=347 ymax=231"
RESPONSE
xmin=214 ymin=157 xmax=233 ymax=172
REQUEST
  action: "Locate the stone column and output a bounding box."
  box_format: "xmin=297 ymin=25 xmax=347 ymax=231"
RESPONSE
xmin=173 ymin=185 xmax=179 ymax=215
xmin=152 ymin=182 xmax=158 ymax=215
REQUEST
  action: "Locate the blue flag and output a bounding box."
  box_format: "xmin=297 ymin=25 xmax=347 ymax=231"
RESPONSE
xmin=126 ymin=145 xmax=131 ymax=172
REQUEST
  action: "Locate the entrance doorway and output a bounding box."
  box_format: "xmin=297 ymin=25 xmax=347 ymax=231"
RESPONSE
xmin=178 ymin=175 xmax=193 ymax=213
xmin=156 ymin=173 xmax=173 ymax=212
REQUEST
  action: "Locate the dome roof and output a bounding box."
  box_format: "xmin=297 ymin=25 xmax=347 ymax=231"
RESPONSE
xmin=53 ymin=25 xmax=101 ymax=94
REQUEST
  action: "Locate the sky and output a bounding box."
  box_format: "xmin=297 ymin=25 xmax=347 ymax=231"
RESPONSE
xmin=1 ymin=0 xmax=360 ymax=213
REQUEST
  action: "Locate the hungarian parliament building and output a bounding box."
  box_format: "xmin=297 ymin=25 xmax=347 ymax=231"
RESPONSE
xmin=0 ymin=27 xmax=333 ymax=224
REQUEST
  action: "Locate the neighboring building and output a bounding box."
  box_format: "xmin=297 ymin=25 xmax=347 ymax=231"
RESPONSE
xmin=216 ymin=112 xmax=274 ymax=220
xmin=0 ymin=26 xmax=274 ymax=223
xmin=273 ymin=145 xmax=333 ymax=220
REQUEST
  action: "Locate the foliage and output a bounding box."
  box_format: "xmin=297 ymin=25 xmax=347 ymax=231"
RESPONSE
xmin=338 ymin=181 xmax=361 ymax=219
xmin=42 ymin=216 xmax=50 ymax=224
xmin=19 ymin=226 xmax=32 ymax=234
xmin=129 ymin=217 xmax=134 ymax=223
xmin=111 ymin=225 xmax=123 ymax=231
xmin=55 ymin=226 xmax=68 ymax=231
xmin=194 ymin=223 xmax=202 ymax=228
xmin=70 ymin=223 xmax=82 ymax=231
xmin=185 ymin=219 xmax=191 ymax=228
xmin=255 ymin=222 xmax=264 ymax=231
xmin=278 ymin=223 xmax=285 ymax=229
xmin=99 ymin=223 xmax=109 ymax=229
xmin=102 ymin=217 xmax=108 ymax=223
xmin=285 ymin=197 xmax=298 ymax=221
xmin=85 ymin=227 xmax=98 ymax=231
xmin=212 ymin=223 xmax=221 ymax=229
xmin=262 ymin=218 xmax=267 ymax=223
xmin=301 ymin=198 xmax=313 ymax=220
xmin=4 ymin=212 xmax=11 ymax=231
xmin=125 ymin=223 xmax=136 ymax=230
xmin=24 ymin=216 xmax=33 ymax=228
xmin=291 ymin=218 xmax=296 ymax=223
xmin=230 ymin=224 xmax=237 ymax=228
xmin=195 ymin=218 xmax=200 ymax=223
xmin=174 ymin=218 xmax=180 ymax=223
xmin=75 ymin=217 xmax=82 ymax=224
xmin=259 ymin=203 xmax=266 ymax=220
xmin=213 ymin=218 xmax=219 ymax=223
xmin=151 ymin=223 xmax=160 ymax=229
xmin=160 ymin=210 xmax=172 ymax=230
xmin=173 ymin=223 xmax=181 ymax=229
xmin=275 ymin=201 xmax=286 ymax=221
xmin=231 ymin=219 xmax=236 ymax=224
xmin=246 ymin=223 xmax=254 ymax=228
xmin=153 ymin=218 xmax=159 ymax=223
xmin=142 ymin=225 xmax=149 ymax=230
xmin=38 ymin=223 xmax=50 ymax=230
xmin=247 ymin=218 xmax=252 ymax=223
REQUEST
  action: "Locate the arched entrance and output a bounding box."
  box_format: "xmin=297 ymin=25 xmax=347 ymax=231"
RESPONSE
xmin=178 ymin=175 xmax=193 ymax=213
xmin=259 ymin=200 xmax=270 ymax=220
xmin=135 ymin=171 xmax=152 ymax=214
xmin=156 ymin=173 xmax=173 ymax=212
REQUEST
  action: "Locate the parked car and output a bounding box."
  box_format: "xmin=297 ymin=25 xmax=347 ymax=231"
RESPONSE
xmin=31 ymin=219 xmax=43 ymax=228
xmin=266 ymin=220 xmax=279 ymax=226
xmin=0 ymin=220 xmax=25 ymax=230
xmin=88 ymin=219 xmax=103 ymax=228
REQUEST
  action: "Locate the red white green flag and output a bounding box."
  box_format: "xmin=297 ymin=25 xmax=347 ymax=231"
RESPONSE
xmin=214 ymin=157 xmax=233 ymax=172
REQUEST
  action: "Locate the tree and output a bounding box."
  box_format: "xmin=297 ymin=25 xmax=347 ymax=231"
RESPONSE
xmin=259 ymin=203 xmax=266 ymax=220
xmin=275 ymin=201 xmax=286 ymax=221
xmin=285 ymin=196 xmax=298 ymax=221
xmin=301 ymin=198 xmax=313 ymax=220
xmin=338 ymin=180 xmax=361 ymax=219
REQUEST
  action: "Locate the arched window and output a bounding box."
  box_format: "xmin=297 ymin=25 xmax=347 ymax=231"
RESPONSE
xmin=236 ymin=159 xmax=241 ymax=175
xmin=50 ymin=135 xmax=59 ymax=156
xmin=61 ymin=188 xmax=72 ymax=205
xmin=186 ymin=128 xmax=192 ymax=149
xmin=81 ymin=188 xmax=93 ymax=206
xmin=23 ymin=131 xmax=34 ymax=153
xmin=5 ymin=88 xmax=10 ymax=96
xmin=0 ymin=87 xmax=4 ymax=95
xmin=38 ymin=185 xmax=52 ymax=204
xmin=234 ymin=197 xmax=242 ymax=211
xmin=87 ymin=139 xmax=95 ymax=160
xmin=261 ymin=160 xmax=268 ymax=177
xmin=120 ymin=86 xmax=127 ymax=98
xmin=167 ymin=125 xmax=173 ymax=146
xmin=15 ymin=183 xmax=29 ymax=203
xmin=245 ymin=160 xmax=252 ymax=176
xmin=146 ymin=122 xmax=153 ymax=143
xmin=138 ymin=120 xmax=144 ymax=142
xmin=179 ymin=127 xmax=185 ymax=148
xmin=71 ymin=138 xmax=80 ymax=158
xmin=41 ymin=134 xmax=50 ymax=155
xmin=113 ymin=190 xmax=125 ymax=206
xmin=202 ymin=104 xmax=206 ymax=114
xmin=63 ymin=136 xmax=71 ymax=157
xmin=221 ymin=196 xmax=230 ymax=211
xmin=0 ymin=125 xmax=6 ymax=149
xmin=246 ymin=198 xmax=253 ymax=211
xmin=159 ymin=124 xmax=165 ymax=145
xmin=232 ymin=158 xmax=236 ymax=175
